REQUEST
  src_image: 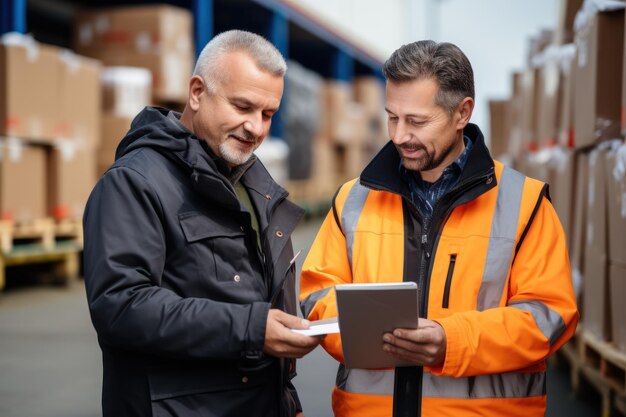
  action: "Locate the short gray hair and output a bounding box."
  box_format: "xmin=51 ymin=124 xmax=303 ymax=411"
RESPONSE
xmin=193 ymin=30 xmax=287 ymax=91
xmin=383 ymin=40 xmax=474 ymax=114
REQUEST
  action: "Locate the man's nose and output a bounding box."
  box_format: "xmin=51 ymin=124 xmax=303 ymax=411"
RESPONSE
xmin=243 ymin=113 xmax=264 ymax=138
xmin=391 ymin=120 xmax=412 ymax=145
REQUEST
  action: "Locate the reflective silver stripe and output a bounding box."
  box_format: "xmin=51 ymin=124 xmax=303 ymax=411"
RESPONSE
xmin=509 ymin=300 xmax=566 ymax=346
xmin=337 ymin=366 xmax=546 ymax=398
xmin=336 ymin=365 xmax=395 ymax=395
xmin=423 ymin=372 xmax=546 ymax=398
xmin=300 ymin=287 xmax=332 ymax=318
xmin=477 ymin=167 xmax=526 ymax=310
xmin=341 ymin=180 xmax=370 ymax=270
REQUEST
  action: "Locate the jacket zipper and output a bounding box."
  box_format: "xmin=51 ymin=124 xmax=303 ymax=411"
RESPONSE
xmin=442 ymin=254 xmax=457 ymax=308
xmin=418 ymin=170 xmax=493 ymax=314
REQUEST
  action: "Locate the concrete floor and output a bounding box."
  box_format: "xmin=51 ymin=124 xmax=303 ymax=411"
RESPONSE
xmin=0 ymin=218 xmax=599 ymax=417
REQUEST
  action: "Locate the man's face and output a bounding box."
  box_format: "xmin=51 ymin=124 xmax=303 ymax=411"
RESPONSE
xmin=385 ymin=78 xmax=464 ymax=174
xmin=192 ymin=51 xmax=283 ymax=167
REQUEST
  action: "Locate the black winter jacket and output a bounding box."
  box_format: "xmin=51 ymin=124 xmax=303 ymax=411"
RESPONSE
xmin=83 ymin=107 xmax=305 ymax=417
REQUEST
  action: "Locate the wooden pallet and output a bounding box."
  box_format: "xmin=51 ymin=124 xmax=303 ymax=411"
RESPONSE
xmin=0 ymin=219 xmax=83 ymax=253
xmin=0 ymin=219 xmax=55 ymax=253
xmin=0 ymin=242 xmax=81 ymax=291
xmin=580 ymin=330 xmax=626 ymax=395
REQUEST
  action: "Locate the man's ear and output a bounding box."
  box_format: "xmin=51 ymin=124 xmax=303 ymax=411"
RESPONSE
xmin=188 ymin=75 xmax=205 ymax=111
xmin=455 ymin=97 xmax=474 ymax=129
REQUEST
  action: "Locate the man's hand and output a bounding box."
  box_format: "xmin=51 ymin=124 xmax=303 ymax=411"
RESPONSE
xmin=263 ymin=309 xmax=321 ymax=358
xmin=382 ymin=318 xmax=446 ymax=366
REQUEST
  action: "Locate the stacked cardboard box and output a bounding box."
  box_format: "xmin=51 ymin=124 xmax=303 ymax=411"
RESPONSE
xmin=605 ymin=142 xmax=626 ymax=352
xmin=75 ymin=5 xmax=194 ymax=104
xmin=573 ymin=4 xmax=624 ymax=148
xmin=497 ymin=1 xmax=626 ymax=356
xmin=0 ymin=33 xmax=100 ymax=223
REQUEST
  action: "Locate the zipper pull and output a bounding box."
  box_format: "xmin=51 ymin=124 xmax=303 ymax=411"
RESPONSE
xmin=421 ymin=234 xmax=431 ymax=258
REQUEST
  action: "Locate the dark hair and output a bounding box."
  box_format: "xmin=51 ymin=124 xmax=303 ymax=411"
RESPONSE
xmin=382 ymin=40 xmax=474 ymax=114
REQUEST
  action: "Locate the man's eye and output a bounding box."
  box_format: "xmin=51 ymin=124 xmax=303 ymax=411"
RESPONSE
xmin=410 ymin=120 xmax=424 ymax=126
xmin=388 ymin=116 xmax=398 ymax=122
xmin=235 ymin=104 xmax=250 ymax=111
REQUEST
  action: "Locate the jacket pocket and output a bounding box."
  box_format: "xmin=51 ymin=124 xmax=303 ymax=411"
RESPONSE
xmin=178 ymin=212 xmax=252 ymax=285
xmin=149 ymin=361 xmax=279 ymax=417
xmin=442 ymin=254 xmax=457 ymax=308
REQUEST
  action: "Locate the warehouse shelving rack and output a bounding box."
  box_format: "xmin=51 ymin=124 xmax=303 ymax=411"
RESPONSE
xmin=0 ymin=0 xmax=385 ymax=138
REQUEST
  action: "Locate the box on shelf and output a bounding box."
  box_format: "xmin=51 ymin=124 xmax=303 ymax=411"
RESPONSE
xmin=520 ymin=67 xmax=541 ymax=152
xmin=574 ymin=6 xmax=624 ymax=148
xmin=551 ymin=148 xmax=576 ymax=251
xmin=582 ymin=145 xmax=611 ymax=342
xmin=74 ymin=4 xmax=193 ymax=56
xmin=353 ymin=76 xmax=384 ymax=117
xmin=0 ymin=139 xmax=46 ymax=222
xmin=609 ymin=262 xmax=626 ymax=353
xmin=554 ymin=0 xmax=584 ymax=44
xmin=59 ymin=50 xmax=102 ymax=149
xmin=506 ymin=72 xmax=525 ymax=161
xmin=332 ymin=102 xmax=369 ymax=146
xmin=95 ymin=50 xmax=192 ymax=104
xmin=556 ymin=44 xmax=577 ymax=148
xmin=488 ymin=99 xmax=508 ymax=158
xmin=47 ymin=142 xmax=97 ymax=221
xmin=606 ymin=142 xmax=626 ymax=266
xmin=0 ymin=33 xmax=61 ymax=142
xmin=536 ymin=51 xmax=561 ymax=147
xmin=102 ymin=66 xmax=152 ymax=118
xmin=99 ymin=114 xmax=134 ymax=176
xmin=319 ymin=81 xmax=352 ymax=140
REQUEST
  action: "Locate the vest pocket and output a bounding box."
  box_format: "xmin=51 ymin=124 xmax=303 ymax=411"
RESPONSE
xmin=442 ymin=254 xmax=457 ymax=308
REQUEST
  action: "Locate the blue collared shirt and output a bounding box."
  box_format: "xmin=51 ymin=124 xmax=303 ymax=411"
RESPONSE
xmin=401 ymin=136 xmax=473 ymax=223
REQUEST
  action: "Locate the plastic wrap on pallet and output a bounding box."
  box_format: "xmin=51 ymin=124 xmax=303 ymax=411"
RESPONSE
xmin=574 ymin=0 xmax=626 ymax=33
xmin=283 ymin=60 xmax=323 ymax=180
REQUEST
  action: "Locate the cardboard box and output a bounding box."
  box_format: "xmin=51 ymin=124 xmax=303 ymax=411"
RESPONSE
xmin=582 ymin=146 xmax=611 ymax=341
xmin=520 ymin=67 xmax=541 ymax=152
xmin=74 ymin=5 xmax=193 ymax=56
xmin=353 ymin=76 xmax=384 ymax=117
xmin=574 ymin=8 xmax=624 ymax=148
xmin=94 ymin=50 xmax=192 ymax=104
xmin=0 ymin=139 xmax=46 ymax=222
xmin=47 ymin=143 xmax=97 ymax=220
xmin=488 ymin=99 xmax=509 ymax=158
xmin=332 ymin=102 xmax=369 ymax=146
xmin=0 ymin=34 xmax=61 ymax=142
xmin=556 ymin=44 xmax=577 ymax=148
xmin=609 ymin=262 xmax=626 ymax=353
xmin=571 ymin=151 xmax=589 ymax=273
xmin=319 ymin=81 xmax=352 ymax=140
xmin=606 ymin=142 xmax=626 ymax=265
xmin=536 ymin=54 xmax=560 ymax=147
xmin=552 ymin=148 xmax=576 ymax=249
xmin=102 ymin=66 xmax=152 ymax=118
xmin=506 ymin=72 xmax=525 ymax=161
xmin=100 ymin=113 xmax=133 ymax=155
xmin=554 ymin=0 xmax=584 ymax=44
xmin=59 ymin=50 xmax=102 ymax=149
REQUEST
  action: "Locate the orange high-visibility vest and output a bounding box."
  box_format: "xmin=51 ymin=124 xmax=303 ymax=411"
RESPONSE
xmin=300 ymin=135 xmax=578 ymax=417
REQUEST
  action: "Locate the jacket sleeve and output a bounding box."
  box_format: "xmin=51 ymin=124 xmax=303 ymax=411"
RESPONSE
xmin=83 ymin=166 xmax=270 ymax=360
xmin=299 ymin=187 xmax=353 ymax=363
xmin=431 ymin=196 xmax=579 ymax=377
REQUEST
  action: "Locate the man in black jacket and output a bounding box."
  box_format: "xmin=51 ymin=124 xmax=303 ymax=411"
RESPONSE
xmin=83 ymin=30 xmax=321 ymax=417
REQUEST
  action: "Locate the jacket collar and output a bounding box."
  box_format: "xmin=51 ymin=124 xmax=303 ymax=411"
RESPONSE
xmin=359 ymin=123 xmax=495 ymax=199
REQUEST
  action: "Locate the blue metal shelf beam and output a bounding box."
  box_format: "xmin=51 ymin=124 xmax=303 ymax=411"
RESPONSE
xmin=267 ymin=10 xmax=288 ymax=139
xmin=332 ymin=49 xmax=354 ymax=82
xmin=0 ymin=0 xmax=26 ymax=34
xmin=192 ymin=0 xmax=213 ymax=58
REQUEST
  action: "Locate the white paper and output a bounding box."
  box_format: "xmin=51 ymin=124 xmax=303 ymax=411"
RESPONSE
xmin=291 ymin=317 xmax=339 ymax=336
